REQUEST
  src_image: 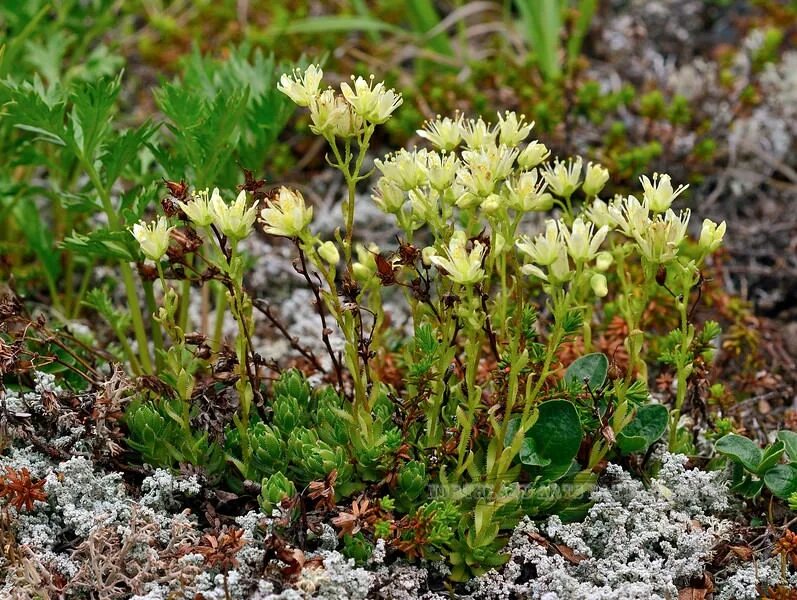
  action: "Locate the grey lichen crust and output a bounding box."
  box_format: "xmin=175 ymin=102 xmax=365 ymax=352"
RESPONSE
xmin=0 ymin=447 xmax=775 ymax=600
xmin=463 ymin=453 xmax=732 ymax=600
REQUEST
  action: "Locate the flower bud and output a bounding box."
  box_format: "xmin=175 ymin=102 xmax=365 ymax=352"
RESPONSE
xmin=318 ymin=241 xmax=340 ymax=265
xmin=421 ymin=246 xmax=437 ymax=266
xmin=698 ymin=218 xmax=726 ymax=254
xmin=583 ymin=162 xmax=610 ymax=197
xmin=590 ymin=272 xmax=608 ymax=297
xmin=595 ymin=251 xmax=613 ymax=271
xmin=481 ymin=193 xmax=502 ymax=214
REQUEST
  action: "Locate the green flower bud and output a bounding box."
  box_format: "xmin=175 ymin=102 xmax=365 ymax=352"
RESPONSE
xmin=590 ymin=272 xmax=608 ymax=298
xmin=259 ymin=471 xmax=296 ymax=514
xmin=397 ymin=460 xmax=428 ymax=501
xmin=595 ymin=251 xmax=613 ymax=271
xmin=318 ymin=241 xmax=340 ymax=265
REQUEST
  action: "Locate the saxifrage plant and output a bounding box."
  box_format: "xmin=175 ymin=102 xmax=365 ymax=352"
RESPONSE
xmin=124 ymin=64 xmax=727 ymax=579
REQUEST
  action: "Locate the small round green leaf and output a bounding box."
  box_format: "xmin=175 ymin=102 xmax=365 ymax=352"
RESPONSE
xmin=777 ymin=430 xmax=797 ymax=462
xmin=763 ymin=464 xmax=797 ymax=499
xmin=617 ymin=404 xmax=668 ymax=454
xmin=523 ymin=400 xmax=583 ymax=481
xmin=564 ymin=353 xmax=608 ymax=391
xmin=715 ymin=434 xmax=763 ymax=473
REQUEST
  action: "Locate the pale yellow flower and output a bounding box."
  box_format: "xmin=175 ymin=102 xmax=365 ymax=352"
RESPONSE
xmin=542 ymin=157 xmax=583 ymax=198
xmin=340 ymin=75 xmax=402 ymax=124
xmin=278 ymin=64 xmax=323 ymax=107
xmin=698 ymin=218 xmax=726 ymax=253
xmin=132 ymin=217 xmax=173 ymax=261
xmin=430 ymin=231 xmax=486 ymax=285
xmin=178 ymin=188 xmax=216 ymax=227
xmin=259 ymin=187 xmax=313 ymax=238
xmin=640 ymin=173 xmax=688 ymax=213
xmin=559 ymin=217 xmax=608 ymax=262
xmin=583 ymin=162 xmax=610 ymax=197
xmin=497 ymin=111 xmax=534 ymax=147
xmin=210 ymin=189 xmax=258 ymax=240
xmin=417 ymin=114 xmax=463 ymax=151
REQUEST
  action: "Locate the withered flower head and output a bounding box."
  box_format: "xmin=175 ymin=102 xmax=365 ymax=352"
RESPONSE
xmin=0 ymin=467 xmax=47 ymax=512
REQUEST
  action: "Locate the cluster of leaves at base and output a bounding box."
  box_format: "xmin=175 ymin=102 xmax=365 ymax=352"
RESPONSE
xmin=126 ymin=369 xmax=412 ymax=498
xmin=715 ymin=431 xmax=797 ymax=500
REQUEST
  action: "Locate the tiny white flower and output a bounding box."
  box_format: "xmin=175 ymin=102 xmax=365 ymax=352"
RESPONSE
xmin=559 ymin=217 xmax=608 ymax=262
xmin=583 ymin=162 xmax=610 ymax=197
xmin=372 ymin=178 xmax=406 ymax=214
xmin=542 ymin=157 xmax=583 ymax=198
xmin=178 ymin=188 xmax=215 ymax=227
xmin=610 ymin=195 xmax=650 ymax=237
xmin=425 ymin=151 xmax=460 ymax=191
xmin=429 ymin=232 xmax=486 ymax=285
xmin=460 ymin=117 xmax=498 ymax=150
xmin=417 ymin=114 xmax=463 ymax=151
xmin=504 ymin=170 xmax=552 ymax=212
xmin=583 ymin=198 xmax=614 ymax=229
xmin=698 ymin=218 xmax=726 ymax=254
xmin=497 ymin=111 xmax=534 ymax=147
xmin=259 ymin=187 xmax=313 ymax=238
xmin=277 ymin=64 xmax=323 ymax=107
xmin=633 ymin=208 xmax=691 ymax=263
xmin=640 ymin=173 xmax=688 ymax=213
xmin=375 ymin=149 xmax=428 ymax=191
xmin=309 ymin=89 xmax=363 ymax=139
xmin=211 ymin=189 xmax=259 ymax=240
xmin=517 ymin=140 xmax=551 ymax=169
xmin=516 ymin=220 xmax=562 ymax=266
xmin=132 ymin=217 xmax=173 ymax=261
xmin=340 ymin=75 xmax=402 ymax=124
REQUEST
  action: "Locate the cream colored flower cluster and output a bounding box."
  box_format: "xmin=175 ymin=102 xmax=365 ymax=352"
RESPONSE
xmin=369 ymin=110 xmax=725 ymax=292
xmin=372 ymin=112 xmax=612 ymax=232
xmin=278 ymin=65 xmax=402 ymax=138
xmin=583 ymin=176 xmax=724 ymax=265
xmin=131 ymin=188 xmax=259 ymax=261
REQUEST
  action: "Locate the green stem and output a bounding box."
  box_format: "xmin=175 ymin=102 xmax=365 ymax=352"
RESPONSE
xmin=144 ymin=280 xmax=165 ymax=370
xmin=81 ymin=157 xmax=153 ymax=374
xmin=212 ymin=282 xmax=228 ymax=352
